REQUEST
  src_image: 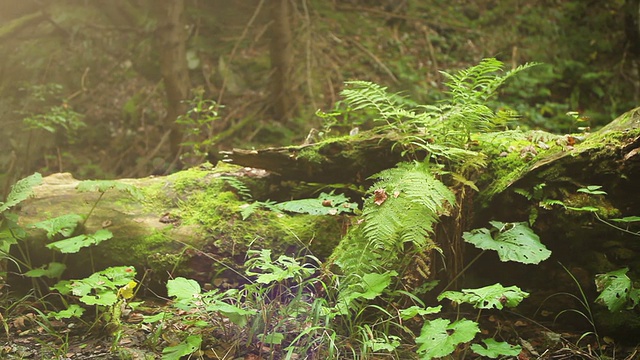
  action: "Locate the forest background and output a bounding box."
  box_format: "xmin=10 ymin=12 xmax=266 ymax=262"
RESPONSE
xmin=0 ymin=0 xmax=639 ymax=185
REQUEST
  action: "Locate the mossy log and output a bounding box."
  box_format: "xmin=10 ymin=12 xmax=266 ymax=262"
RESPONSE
xmin=11 ymin=108 xmax=640 ymax=301
xmin=12 ymin=165 xmax=346 ymax=292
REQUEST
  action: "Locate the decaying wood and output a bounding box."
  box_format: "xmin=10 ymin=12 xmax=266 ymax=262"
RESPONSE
xmin=222 ymin=134 xmax=408 ymax=183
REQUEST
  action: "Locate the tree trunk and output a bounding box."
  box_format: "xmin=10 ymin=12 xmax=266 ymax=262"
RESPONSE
xmin=156 ymin=0 xmax=191 ymax=157
xmin=268 ymin=0 xmax=296 ymax=121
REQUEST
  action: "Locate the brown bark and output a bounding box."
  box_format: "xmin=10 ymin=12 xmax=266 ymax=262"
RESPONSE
xmin=156 ymin=0 xmax=191 ymax=157
xmin=269 ymin=0 xmax=296 ymax=121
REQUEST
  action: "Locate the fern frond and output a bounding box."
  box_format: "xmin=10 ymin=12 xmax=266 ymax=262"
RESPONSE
xmin=442 ymin=58 xmax=539 ymax=105
xmin=0 ymin=173 xmax=43 ymax=213
xmin=333 ymin=162 xmax=455 ymax=284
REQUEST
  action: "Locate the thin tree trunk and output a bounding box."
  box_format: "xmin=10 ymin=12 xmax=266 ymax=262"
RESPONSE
xmin=157 ymin=0 xmax=191 ymax=157
xmin=269 ymin=0 xmax=296 ymax=121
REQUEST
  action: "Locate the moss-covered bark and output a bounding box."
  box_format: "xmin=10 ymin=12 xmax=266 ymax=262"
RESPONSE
xmin=14 ymin=165 xmax=345 ymax=292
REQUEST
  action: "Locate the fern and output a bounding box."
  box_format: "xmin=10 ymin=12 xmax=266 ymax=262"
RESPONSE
xmin=0 ymin=173 xmax=43 ymax=213
xmin=219 ymin=176 xmax=253 ymax=200
xmin=333 ymin=162 xmax=454 ymax=282
xmin=441 ymin=58 xmax=538 ymax=105
xmin=340 ymin=58 xmax=538 ymax=154
xmin=329 ymin=59 xmax=537 ymax=309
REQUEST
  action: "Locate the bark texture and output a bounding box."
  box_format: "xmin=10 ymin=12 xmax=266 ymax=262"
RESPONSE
xmin=156 ymin=0 xmax=191 ymax=156
xmin=269 ymin=0 xmax=296 ymax=121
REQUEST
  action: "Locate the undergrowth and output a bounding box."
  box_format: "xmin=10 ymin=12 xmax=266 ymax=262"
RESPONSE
xmin=2 ymin=58 xmax=637 ymax=359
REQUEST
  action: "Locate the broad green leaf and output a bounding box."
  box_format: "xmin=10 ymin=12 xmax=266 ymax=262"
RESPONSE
xmin=50 ymin=280 xmax=73 ymax=295
xmin=143 ymin=312 xmax=167 ymax=323
xmin=80 ymin=291 xmax=117 ymax=306
xmin=99 ymin=266 xmax=137 ymax=286
xmin=335 ymin=271 xmax=397 ymax=314
xmin=595 ymin=268 xmax=632 ymax=312
xmin=24 ymin=262 xmax=66 ymax=279
xmin=52 ymin=266 xmax=135 ymax=306
xmin=416 ymin=318 xmax=479 ymax=360
xmin=368 ymin=335 xmax=400 ymax=352
xmin=463 ymin=221 xmax=551 ymax=264
xmin=438 ymin=284 xmax=529 ymax=310
xmin=471 ymin=338 xmax=522 ymax=358
xmin=167 ymin=277 xmax=201 ymax=302
xmin=565 ymin=206 xmax=599 ymax=212
xmin=257 ymin=332 xmax=285 ymax=345
xmin=400 ymin=305 xmax=442 ymax=320
xmin=46 ymin=229 xmax=113 ymax=253
xmin=48 ymin=304 xmax=85 ymax=320
xmin=0 ymin=173 xmax=42 ymax=213
xmin=30 ymin=214 xmax=83 ymax=239
xmin=161 ymin=335 xmax=202 ymax=360
xmin=273 ymin=192 xmax=357 ymax=215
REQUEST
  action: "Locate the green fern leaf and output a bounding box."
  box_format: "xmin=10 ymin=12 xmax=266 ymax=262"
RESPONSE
xmin=0 ymin=173 xmax=43 ymax=213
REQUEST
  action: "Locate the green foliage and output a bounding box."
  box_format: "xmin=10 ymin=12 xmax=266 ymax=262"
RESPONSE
xmin=462 ymin=221 xmax=551 ymax=264
xmin=244 ymin=249 xmax=315 ymax=284
xmin=52 ymin=266 xmax=137 ymax=307
xmin=24 ymin=262 xmax=66 ymax=279
xmin=46 ymin=229 xmax=113 ymax=253
xmin=415 ymin=318 xmax=479 ymax=360
xmin=23 ymin=104 xmax=85 ymax=137
xmin=0 ymin=172 xmax=42 ymax=213
xmin=577 ymin=185 xmax=607 ymax=195
xmin=161 ymin=334 xmax=202 ymax=360
xmin=28 ymin=214 xmax=83 ymax=239
xmin=176 ymin=88 xmax=220 ymax=163
xmin=240 ymin=191 xmax=357 ymax=220
xmin=470 ymin=338 xmax=522 ymax=358
xmin=399 ymin=305 xmax=442 ymax=320
xmin=594 ymin=268 xmax=640 ymax=312
xmin=272 ymin=192 xmax=357 ymax=216
xmin=334 ymin=271 xmax=397 ymax=315
xmin=442 ymin=58 xmax=539 ymax=106
xmin=438 ymin=283 xmax=529 ymax=310
xmin=333 ymin=162 xmax=454 ymax=278
xmin=337 ymin=58 xmax=536 ymax=162
xmin=219 ymin=175 xmax=253 ymax=200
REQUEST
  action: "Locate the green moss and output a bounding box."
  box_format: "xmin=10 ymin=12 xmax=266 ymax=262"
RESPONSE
xmin=120 ymin=162 xmax=344 ymax=284
xmin=474 ymin=130 xmax=565 ymax=203
xmin=298 ymin=146 xmax=327 ymax=164
xmin=92 ymin=225 xmax=185 ymax=278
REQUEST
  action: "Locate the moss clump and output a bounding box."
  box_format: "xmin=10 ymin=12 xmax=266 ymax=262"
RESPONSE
xmin=474 ymin=130 xmax=564 ymax=203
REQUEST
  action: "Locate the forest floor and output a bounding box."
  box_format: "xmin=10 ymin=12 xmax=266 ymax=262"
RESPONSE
xmin=1 ymin=291 xmax=639 ymax=360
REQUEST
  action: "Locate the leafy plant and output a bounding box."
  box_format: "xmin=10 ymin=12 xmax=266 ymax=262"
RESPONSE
xmin=0 ymin=173 xmax=43 ymax=287
xmin=50 ymin=266 xmax=137 ymax=337
xmin=462 ymin=221 xmax=551 ymax=264
xmin=439 ymin=283 xmax=530 ymax=311
xmin=240 ymin=191 xmax=358 ymax=220
xmin=594 ymin=267 xmax=640 ymax=312
xmin=332 ymin=161 xmax=454 ymax=280
xmin=176 ymin=87 xmax=220 ymax=164
xmin=415 ymin=318 xmax=479 ymax=360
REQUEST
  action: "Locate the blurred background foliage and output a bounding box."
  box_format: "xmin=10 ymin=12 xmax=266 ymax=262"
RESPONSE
xmin=0 ymin=0 xmax=638 ymax=186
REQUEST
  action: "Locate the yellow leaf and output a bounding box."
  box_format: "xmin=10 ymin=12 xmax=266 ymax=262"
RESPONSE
xmin=117 ymin=280 xmax=137 ymax=299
